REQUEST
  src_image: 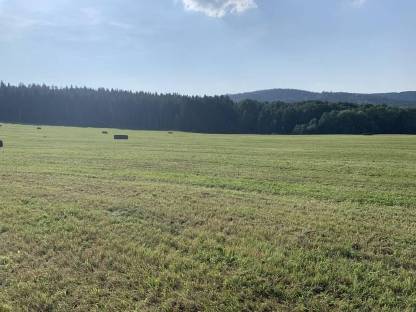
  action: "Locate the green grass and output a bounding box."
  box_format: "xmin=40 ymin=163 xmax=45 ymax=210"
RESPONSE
xmin=0 ymin=123 xmax=415 ymax=311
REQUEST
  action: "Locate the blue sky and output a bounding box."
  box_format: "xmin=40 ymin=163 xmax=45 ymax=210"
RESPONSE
xmin=0 ymin=0 xmax=414 ymax=95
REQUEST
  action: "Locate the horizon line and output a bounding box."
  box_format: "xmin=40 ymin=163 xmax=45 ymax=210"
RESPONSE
xmin=1 ymin=81 xmax=415 ymax=97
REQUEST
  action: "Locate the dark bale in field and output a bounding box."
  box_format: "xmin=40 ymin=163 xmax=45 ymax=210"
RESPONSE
xmin=37 ymin=127 xmax=42 ymax=130
xmin=0 ymin=140 xmax=3 ymax=148
xmin=168 ymin=131 xmax=173 ymax=134
xmin=102 ymin=131 xmax=108 ymax=134
xmin=114 ymin=135 xmax=128 ymax=140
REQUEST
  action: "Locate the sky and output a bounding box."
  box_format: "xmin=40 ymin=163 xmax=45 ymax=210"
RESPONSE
xmin=0 ymin=0 xmax=414 ymax=95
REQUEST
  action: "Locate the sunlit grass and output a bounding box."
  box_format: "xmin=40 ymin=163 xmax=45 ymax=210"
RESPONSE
xmin=0 ymin=124 xmax=415 ymax=311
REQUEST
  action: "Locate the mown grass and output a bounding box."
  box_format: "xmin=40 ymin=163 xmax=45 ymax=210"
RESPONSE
xmin=0 ymin=124 xmax=415 ymax=311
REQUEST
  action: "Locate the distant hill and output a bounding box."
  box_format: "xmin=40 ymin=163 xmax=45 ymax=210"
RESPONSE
xmin=229 ymin=89 xmax=416 ymax=107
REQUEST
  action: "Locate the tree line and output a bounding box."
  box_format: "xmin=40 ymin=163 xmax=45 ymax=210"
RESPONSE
xmin=0 ymin=83 xmax=415 ymax=134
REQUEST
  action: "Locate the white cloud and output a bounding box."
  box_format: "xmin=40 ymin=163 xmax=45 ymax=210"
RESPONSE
xmin=181 ymin=0 xmax=257 ymax=18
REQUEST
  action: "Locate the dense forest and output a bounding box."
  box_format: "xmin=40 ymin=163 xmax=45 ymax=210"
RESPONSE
xmin=1 ymin=83 xmax=415 ymax=134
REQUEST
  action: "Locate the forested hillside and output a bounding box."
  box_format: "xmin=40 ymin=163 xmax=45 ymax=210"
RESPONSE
xmin=230 ymin=88 xmax=416 ymax=107
xmin=1 ymin=83 xmax=415 ymax=134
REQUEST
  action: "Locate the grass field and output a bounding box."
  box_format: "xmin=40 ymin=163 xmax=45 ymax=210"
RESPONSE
xmin=0 ymin=124 xmax=415 ymax=311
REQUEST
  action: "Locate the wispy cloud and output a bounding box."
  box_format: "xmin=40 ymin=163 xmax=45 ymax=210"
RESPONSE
xmin=79 ymin=7 xmax=103 ymax=26
xmin=0 ymin=2 xmax=133 ymax=42
xmin=351 ymin=0 xmax=367 ymax=8
xmin=181 ymin=0 xmax=257 ymax=18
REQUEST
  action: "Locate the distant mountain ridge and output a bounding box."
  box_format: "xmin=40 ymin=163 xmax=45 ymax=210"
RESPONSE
xmin=229 ymin=89 xmax=416 ymax=107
